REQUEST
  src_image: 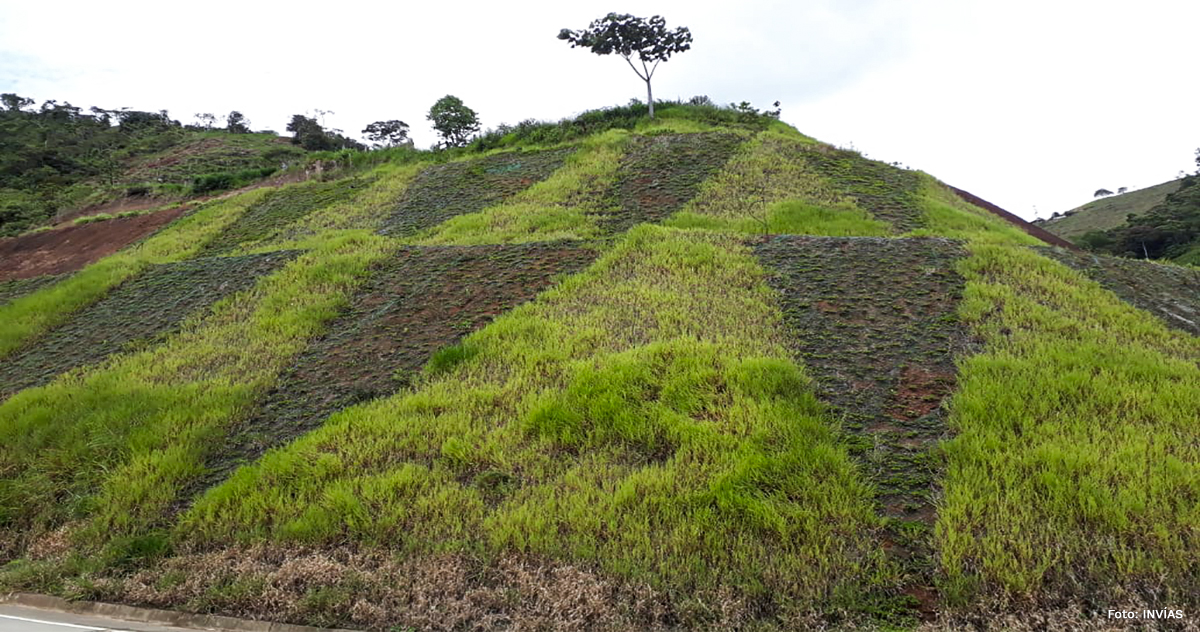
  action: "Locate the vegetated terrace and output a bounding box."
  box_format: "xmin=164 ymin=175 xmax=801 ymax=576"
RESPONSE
xmin=0 ymin=101 xmax=1195 ymax=631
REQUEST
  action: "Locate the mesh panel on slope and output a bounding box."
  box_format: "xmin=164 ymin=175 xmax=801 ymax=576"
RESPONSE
xmin=596 ymin=132 xmax=745 ymax=233
xmin=378 ymin=149 xmax=576 ymax=236
xmin=194 ymin=242 xmax=599 ymax=494
xmin=753 ymin=235 xmax=970 ymax=608
xmin=0 ymin=250 xmax=299 ymax=398
xmin=1039 ymin=247 xmax=1200 ymax=336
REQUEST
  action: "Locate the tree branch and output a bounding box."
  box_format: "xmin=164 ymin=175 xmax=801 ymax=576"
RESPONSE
xmin=622 ymin=54 xmax=648 ymax=81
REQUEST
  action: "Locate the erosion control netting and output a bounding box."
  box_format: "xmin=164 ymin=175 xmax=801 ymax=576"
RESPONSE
xmin=797 ymin=146 xmax=924 ymax=233
xmin=752 ymin=235 xmax=969 ymax=610
xmin=198 ymin=178 xmax=370 ymax=255
xmin=0 ymin=250 xmax=299 ymax=398
xmin=378 ymin=149 xmax=575 ymax=236
xmin=598 ymin=132 xmax=744 ymax=233
xmin=1038 ymin=247 xmax=1200 ymax=336
xmin=0 ymin=274 xmax=65 ymax=307
xmin=195 ymin=242 xmax=599 ymax=494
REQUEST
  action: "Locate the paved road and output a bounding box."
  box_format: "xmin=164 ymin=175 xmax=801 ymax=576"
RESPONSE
xmin=0 ymin=605 xmax=196 ymax=632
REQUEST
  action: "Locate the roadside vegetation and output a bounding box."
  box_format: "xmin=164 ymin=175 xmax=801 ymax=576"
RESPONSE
xmin=1076 ymin=172 xmax=1200 ymax=265
xmin=0 ymin=95 xmax=303 ymax=236
xmin=1035 ymin=179 xmax=1182 ymax=241
xmin=0 ymin=98 xmax=1196 ymax=630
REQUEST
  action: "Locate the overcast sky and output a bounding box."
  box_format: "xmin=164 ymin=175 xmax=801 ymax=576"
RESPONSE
xmin=1 ymin=0 xmax=1197 ymax=219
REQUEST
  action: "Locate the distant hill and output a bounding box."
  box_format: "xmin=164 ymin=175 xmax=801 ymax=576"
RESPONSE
xmin=1034 ymin=178 xmax=1183 ymax=241
xmin=0 ymin=98 xmax=305 ymax=237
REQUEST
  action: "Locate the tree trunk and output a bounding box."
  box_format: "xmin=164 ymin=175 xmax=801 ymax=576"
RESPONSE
xmin=646 ymin=80 xmax=654 ymax=119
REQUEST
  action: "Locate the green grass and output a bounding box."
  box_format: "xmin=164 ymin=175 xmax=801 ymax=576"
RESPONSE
xmin=0 ymin=232 xmax=392 ymax=542
xmin=662 ymin=129 xmax=890 ymax=237
xmin=378 ymin=147 xmax=575 ymax=237
xmin=199 ymin=178 xmax=369 ymax=255
xmin=72 ymin=213 xmax=115 ymax=225
xmin=0 ymin=251 xmax=297 ymax=398
xmin=938 ymin=244 xmax=1199 ymax=606
xmin=1 ymin=110 xmax=1196 ymax=627
xmin=0 ymin=189 xmax=270 ymax=358
xmin=413 ymin=130 xmax=628 ymax=245
xmin=906 ymin=176 xmax=1042 ymax=246
xmin=282 ymin=163 xmax=426 ymax=236
xmin=913 ymin=171 xmax=1198 ymax=606
xmin=667 ymin=200 xmax=890 ymax=236
xmin=181 ymin=226 xmax=892 ymax=619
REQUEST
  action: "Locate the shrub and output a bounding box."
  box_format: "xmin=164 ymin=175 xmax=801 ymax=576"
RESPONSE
xmin=192 ymin=167 xmax=276 ymax=194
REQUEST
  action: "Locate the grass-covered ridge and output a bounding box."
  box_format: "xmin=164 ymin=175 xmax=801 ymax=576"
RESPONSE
xmin=0 ymin=103 xmax=1196 ymax=629
xmin=178 ymin=227 xmax=894 ymax=626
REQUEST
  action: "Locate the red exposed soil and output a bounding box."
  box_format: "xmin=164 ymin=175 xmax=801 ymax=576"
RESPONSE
xmin=0 ymin=208 xmax=186 ymax=281
xmin=948 ymin=185 xmax=1078 ymax=249
xmin=887 ymin=366 xmax=955 ymax=421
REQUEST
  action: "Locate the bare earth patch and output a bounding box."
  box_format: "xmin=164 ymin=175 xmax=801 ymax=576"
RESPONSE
xmin=0 ymin=208 xmax=186 ymax=280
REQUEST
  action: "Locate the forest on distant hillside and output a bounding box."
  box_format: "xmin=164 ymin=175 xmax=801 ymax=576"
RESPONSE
xmin=0 ymin=95 xmax=303 ymax=237
xmin=1077 ymin=151 xmax=1200 ymax=266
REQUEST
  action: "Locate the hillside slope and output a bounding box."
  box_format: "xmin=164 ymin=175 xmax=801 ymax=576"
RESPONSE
xmin=1034 ymin=179 xmax=1182 ymax=241
xmin=0 ymin=104 xmax=1196 ymax=631
xmin=0 ymin=98 xmax=305 ymax=237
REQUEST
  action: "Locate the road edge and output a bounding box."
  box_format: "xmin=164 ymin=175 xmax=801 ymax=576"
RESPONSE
xmin=0 ymin=592 xmax=356 ymax=632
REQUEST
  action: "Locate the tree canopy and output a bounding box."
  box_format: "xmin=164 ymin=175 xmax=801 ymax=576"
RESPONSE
xmin=558 ymin=13 xmax=692 ymax=118
xmin=362 ymin=120 xmax=411 ymax=148
xmin=226 ymin=111 xmax=251 ymax=134
xmin=427 ymin=96 xmax=480 ymax=148
xmin=287 ymin=115 xmax=364 ymax=152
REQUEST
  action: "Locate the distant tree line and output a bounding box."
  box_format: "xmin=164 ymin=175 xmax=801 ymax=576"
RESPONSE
xmin=0 ymin=94 xmax=195 ymax=235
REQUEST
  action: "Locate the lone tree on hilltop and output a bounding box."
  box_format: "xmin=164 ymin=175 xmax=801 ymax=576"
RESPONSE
xmin=363 ymin=120 xmax=411 ymax=148
xmin=427 ymin=96 xmax=479 ymax=148
xmin=226 ymin=111 xmax=251 ymax=134
xmin=558 ymin=13 xmax=692 ymax=119
xmin=1094 ymin=188 xmax=1114 ymax=198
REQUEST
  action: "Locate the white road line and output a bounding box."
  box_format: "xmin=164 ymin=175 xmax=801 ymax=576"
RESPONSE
xmin=0 ymin=613 xmax=106 ymax=630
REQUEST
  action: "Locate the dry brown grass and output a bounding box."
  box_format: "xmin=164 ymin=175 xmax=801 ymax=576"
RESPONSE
xmin=86 ymin=545 xmax=779 ymax=630
xmin=920 ymin=601 xmax=1199 ymax=632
